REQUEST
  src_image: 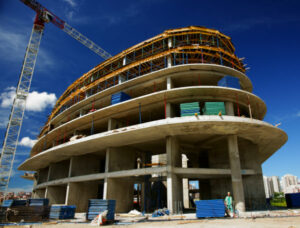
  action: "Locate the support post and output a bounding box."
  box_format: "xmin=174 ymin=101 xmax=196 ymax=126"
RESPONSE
xmin=166 ymin=136 xmax=182 ymax=214
xmin=227 ymin=135 xmax=245 ymax=212
xmin=167 ymin=77 xmax=173 ymax=90
xmin=225 ymin=101 xmax=235 ymax=116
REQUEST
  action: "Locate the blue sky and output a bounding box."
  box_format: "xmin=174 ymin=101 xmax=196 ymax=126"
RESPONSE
xmin=0 ymin=0 xmax=299 ymax=192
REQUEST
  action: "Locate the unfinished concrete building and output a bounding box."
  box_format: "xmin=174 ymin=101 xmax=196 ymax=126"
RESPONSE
xmin=19 ymin=26 xmax=287 ymax=213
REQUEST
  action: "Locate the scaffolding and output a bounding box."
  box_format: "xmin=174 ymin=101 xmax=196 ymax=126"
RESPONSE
xmin=39 ymin=26 xmax=245 ymax=138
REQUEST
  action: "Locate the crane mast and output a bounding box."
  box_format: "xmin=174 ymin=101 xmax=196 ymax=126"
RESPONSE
xmin=0 ymin=0 xmax=111 ymax=194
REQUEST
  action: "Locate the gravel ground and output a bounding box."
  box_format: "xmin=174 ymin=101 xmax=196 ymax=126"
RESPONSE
xmin=2 ymin=216 xmax=300 ymax=228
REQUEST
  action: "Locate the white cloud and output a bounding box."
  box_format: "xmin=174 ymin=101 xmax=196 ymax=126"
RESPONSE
xmin=19 ymin=137 xmax=37 ymax=148
xmin=0 ymin=27 xmax=54 ymax=70
xmin=0 ymin=87 xmax=57 ymax=112
xmin=297 ymin=111 xmax=300 ymax=117
xmin=0 ymin=87 xmax=15 ymax=109
xmin=62 ymin=0 xmax=77 ymax=7
xmin=26 ymin=91 xmax=57 ymax=112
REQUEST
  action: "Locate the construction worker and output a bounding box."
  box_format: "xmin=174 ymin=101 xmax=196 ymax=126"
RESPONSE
xmin=224 ymin=192 xmax=233 ymax=217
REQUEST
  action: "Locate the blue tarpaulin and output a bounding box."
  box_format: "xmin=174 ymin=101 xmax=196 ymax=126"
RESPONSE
xmin=195 ymin=199 xmax=225 ymax=218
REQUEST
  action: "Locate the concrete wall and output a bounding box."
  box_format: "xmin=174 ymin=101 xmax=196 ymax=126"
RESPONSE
xmin=46 ymin=185 xmax=67 ymax=204
xmin=38 ymin=168 xmax=49 ymax=184
xmin=208 ymin=139 xmax=232 ymax=199
xmin=66 ymin=182 xmax=99 ymax=212
xmin=33 ymin=188 xmax=46 ymax=198
xmin=106 ymin=147 xmax=136 ymax=172
xmin=70 ymin=155 xmax=103 ymax=177
xmin=48 ymin=160 xmax=70 ymax=181
xmin=106 ymin=178 xmax=134 ymax=213
xmin=239 ymin=139 xmax=266 ymax=210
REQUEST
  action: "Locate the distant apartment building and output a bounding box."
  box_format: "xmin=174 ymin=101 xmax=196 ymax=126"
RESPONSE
xmin=263 ymin=176 xmax=281 ymax=198
xmin=281 ymin=174 xmax=299 ymax=193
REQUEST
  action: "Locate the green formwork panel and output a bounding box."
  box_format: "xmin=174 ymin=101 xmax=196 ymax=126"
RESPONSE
xmin=180 ymin=102 xmax=200 ymax=108
xmin=203 ymin=102 xmax=226 ymax=115
xmin=181 ymin=112 xmax=200 ymax=117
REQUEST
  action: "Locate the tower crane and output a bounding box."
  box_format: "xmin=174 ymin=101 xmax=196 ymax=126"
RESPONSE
xmin=0 ymin=0 xmax=112 ymax=194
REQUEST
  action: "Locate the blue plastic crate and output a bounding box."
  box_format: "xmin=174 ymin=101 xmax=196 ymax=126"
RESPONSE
xmin=195 ymin=199 xmax=225 ymax=218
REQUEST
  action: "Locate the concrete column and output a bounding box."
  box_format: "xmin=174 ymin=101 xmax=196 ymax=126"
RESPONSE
xmin=182 ymin=154 xmax=189 ymax=208
xmin=68 ymin=157 xmax=73 ymax=177
xmin=108 ymin=118 xmax=124 ymax=131
xmin=168 ymin=37 xmax=172 ymax=48
xmin=227 ymin=135 xmax=245 ymax=212
xmin=225 ymin=101 xmax=234 ymax=116
xmin=166 ymin=103 xmax=175 ymax=118
xmin=47 ymin=166 xmax=51 ymax=182
xmin=123 ymin=56 xmax=127 ymax=66
xmin=79 ymin=109 xmax=84 ymax=117
xmin=166 ymin=136 xmax=183 ymax=213
xmin=118 ymin=75 xmax=125 ymax=84
xmin=167 ymin=77 xmax=173 ymax=90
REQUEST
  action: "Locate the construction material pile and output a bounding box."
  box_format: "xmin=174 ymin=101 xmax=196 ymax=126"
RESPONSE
xmin=180 ymin=102 xmax=200 ymax=117
xmin=218 ymin=76 xmax=240 ymax=89
xmin=0 ymin=199 xmax=50 ymax=223
xmin=203 ymin=102 xmax=226 ymax=115
xmin=111 ymin=92 xmax=131 ymax=105
xmin=50 ymin=205 xmax=76 ymax=219
xmin=86 ymin=199 xmax=116 ymax=221
xmin=195 ymin=199 xmax=225 ymax=218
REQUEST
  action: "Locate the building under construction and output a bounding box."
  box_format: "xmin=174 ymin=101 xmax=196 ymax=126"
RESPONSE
xmin=19 ymin=26 xmax=287 ymax=213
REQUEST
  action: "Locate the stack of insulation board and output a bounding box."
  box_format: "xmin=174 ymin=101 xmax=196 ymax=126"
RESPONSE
xmin=111 ymin=92 xmax=131 ymax=105
xmin=86 ymin=199 xmax=116 ymax=221
xmin=28 ymin=198 xmax=49 ymax=206
xmin=180 ymin=102 xmax=200 ymax=117
xmin=50 ymin=205 xmax=76 ymax=219
xmin=218 ymin=76 xmax=240 ymax=89
xmin=203 ymin=102 xmax=226 ymax=115
xmin=285 ymin=193 xmax=300 ymax=208
xmin=11 ymin=200 xmax=27 ymax=206
xmin=195 ymin=199 xmax=225 ymax=218
xmin=1 ymin=200 xmax=13 ymax=207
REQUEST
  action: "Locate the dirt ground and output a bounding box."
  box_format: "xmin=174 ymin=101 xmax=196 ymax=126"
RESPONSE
xmin=3 ymin=216 xmax=300 ymax=228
